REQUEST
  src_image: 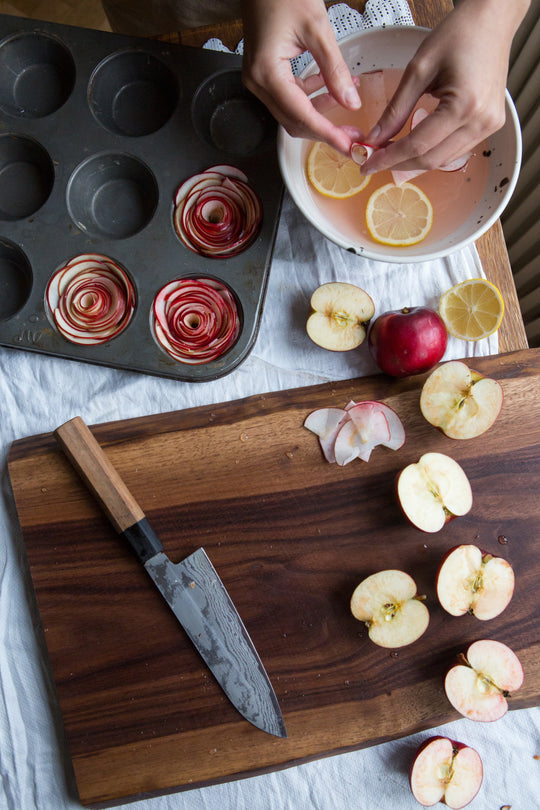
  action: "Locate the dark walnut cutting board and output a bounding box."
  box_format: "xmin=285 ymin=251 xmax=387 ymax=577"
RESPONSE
xmin=8 ymin=348 xmax=540 ymax=808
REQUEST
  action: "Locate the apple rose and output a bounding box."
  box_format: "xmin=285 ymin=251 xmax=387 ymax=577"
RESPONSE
xmin=46 ymin=253 xmax=135 ymax=345
xmin=153 ymin=277 xmax=240 ymax=364
xmin=173 ymin=165 xmax=262 ymax=258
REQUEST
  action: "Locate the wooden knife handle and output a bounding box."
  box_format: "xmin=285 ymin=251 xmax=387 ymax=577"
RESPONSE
xmin=54 ymin=416 xmax=145 ymax=534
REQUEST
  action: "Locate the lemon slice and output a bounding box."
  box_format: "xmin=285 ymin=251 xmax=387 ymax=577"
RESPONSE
xmin=365 ymin=182 xmax=433 ymax=246
xmin=307 ymin=141 xmax=370 ymax=198
xmin=439 ymin=278 xmax=505 ymax=341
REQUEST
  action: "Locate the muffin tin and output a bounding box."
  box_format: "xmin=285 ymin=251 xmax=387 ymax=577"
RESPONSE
xmin=0 ymin=14 xmax=283 ymax=381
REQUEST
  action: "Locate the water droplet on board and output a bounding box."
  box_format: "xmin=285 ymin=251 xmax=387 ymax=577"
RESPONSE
xmin=285 ymin=450 xmax=294 ymax=459
xmin=498 ymin=535 xmax=510 ymax=545
xmin=240 ymin=432 xmax=248 ymax=442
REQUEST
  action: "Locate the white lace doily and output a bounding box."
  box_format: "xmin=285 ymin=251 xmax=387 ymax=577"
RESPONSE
xmin=203 ymin=0 xmax=415 ymax=74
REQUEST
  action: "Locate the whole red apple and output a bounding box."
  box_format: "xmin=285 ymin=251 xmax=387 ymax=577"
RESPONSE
xmin=368 ymin=306 xmax=448 ymax=377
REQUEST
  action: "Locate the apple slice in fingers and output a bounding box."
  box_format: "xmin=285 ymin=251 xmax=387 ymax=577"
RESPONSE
xmin=306 ymin=282 xmax=375 ymax=351
xmin=396 ymin=453 xmax=473 ymax=533
xmin=351 ymin=569 xmax=429 ymax=647
xmin=420 ymin=360 xmax=503 ymax=439
xmin=445 ymin=639 xmax=524 ymax=722
xmin=437 ymin=544 xmax=515 ymax=620
xmin=410 ymin=736 xmax=483 ymax=809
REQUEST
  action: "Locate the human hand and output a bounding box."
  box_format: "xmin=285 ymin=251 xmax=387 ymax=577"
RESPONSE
xmin=241 ymin=0 xmax=363 ymax=154
xmin=362 ymin=0 xmax=529 ymax=176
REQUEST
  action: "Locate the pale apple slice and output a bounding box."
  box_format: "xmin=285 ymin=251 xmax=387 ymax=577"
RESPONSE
xmin=420 ymin=360 xmax=503 ymax=440
xmin=445 ymin=639 xmax=524 ymax=722
xmin=306 ymin=282 xmax=375 ymax=351
xmin=351 ymin=569 xmax=429 ymax=648
xmin=410 ymin=736 xmax=483 ymax=809
xmin=304 ymin=407 xmax=347 ymax=463
xmin=437 ymin=544 xmax=515 ymax=620
xmin=334 ymin=402 xmax=390 ymax=464
xmin=396 ymin=452 xmax=473 ymax=533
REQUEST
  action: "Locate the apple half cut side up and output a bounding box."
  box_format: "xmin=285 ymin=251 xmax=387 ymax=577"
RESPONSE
xmin=420 ymin=360 xmax=503 ymax=440
xmin=396 ymin=452 xmax=472 ymax=533
xmin=351 ymin=569 xmax=429 ymax=648
xmin=444 ymin=639 xmax=524 ymax=722
xmin=437 ymin=544 xmax=515 ymax=620
xmin=306 ymin=282 xmax=375 ymax=351
xmin=410 ymin=736 xmax=483 ymax=809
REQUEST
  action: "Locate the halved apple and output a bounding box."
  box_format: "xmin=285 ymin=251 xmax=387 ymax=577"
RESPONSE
xmin=444 ymin=639 xmax=524 ymax=722
xmin=410 ymin=736 xmax=483 ymax=809
xmin=351 ymin=569 xmax=429 ymax=648
xmin=396 ymin=452 xmax=473 ymax=533
xmin=437 ymin=544 xmax=514 ymax=620
xmin=420 ymin=360 xmax=503 ymax=439
xmin=306 ymin=281 xmax=375 ymax=351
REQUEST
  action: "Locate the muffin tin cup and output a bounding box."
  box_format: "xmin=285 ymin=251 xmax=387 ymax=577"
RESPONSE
xmin=0 ymin=14 xmax=282 ymax=381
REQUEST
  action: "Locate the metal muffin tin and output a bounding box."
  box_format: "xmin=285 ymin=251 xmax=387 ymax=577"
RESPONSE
xmin=0 ymin=14 xmax=283 ymax=381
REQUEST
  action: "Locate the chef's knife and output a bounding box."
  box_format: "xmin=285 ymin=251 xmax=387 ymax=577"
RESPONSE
xmin=54 ymin=416 xmax=286 ymax=738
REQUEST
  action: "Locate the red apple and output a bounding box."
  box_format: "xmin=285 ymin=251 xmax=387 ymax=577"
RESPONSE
xmin=368 ymin=306 xmax=448 ymax=378
xmin=410 ymin=736 xmax=483 ymax=808
xmin=444 ymin=639 xmax=524 ymax=722
xmin=437 ymin=544 xmax=515 ymax=620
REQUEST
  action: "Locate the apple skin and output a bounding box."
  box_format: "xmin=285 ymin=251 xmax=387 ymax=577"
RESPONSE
xmin=368 ymin=306 xmax=448 ymax=378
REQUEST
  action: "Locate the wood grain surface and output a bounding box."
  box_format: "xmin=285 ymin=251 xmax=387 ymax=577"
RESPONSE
xmin=166 ymin=0 xmax=528 ymax=354
xmin=8 ymin=349 xmax=540 ymax=807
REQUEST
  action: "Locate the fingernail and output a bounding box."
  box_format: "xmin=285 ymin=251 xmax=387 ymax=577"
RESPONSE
xmin=344 ymin=85 xmax=361 ymax=109
xmin=367 ymin=124 xmax=381 ymax=143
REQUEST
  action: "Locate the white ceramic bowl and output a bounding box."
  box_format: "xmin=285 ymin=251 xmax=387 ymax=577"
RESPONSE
xmin=277 ymin=26 xmax=522 ymax=263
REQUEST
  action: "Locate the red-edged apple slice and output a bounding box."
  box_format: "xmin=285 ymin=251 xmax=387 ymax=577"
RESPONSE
xmin=350 ymin=142 xmax=375 ymax=166
xmin=351 ymin=569 xmax=429 ymax=648
xmin=396 ymin=452 xmax=473 ymax=533
xmin=410 ymin=736 xmax=483 ymax=809
xmin=445 ymin=639 xmax=524 ymax=722
xmin=372 ymin=402 xmax=406 ymax=450
xmin=304 ymin=407 xmax=347 ymax=463
xmin=334 ymin=402 xmax=390 ymax=464
xmin=437 ymin=544 xmax=515 ymax=620
xmin=306 ymin=282 xmax=375 ymax=351
xmin=420 ymin=360 xmax=503 ymax=440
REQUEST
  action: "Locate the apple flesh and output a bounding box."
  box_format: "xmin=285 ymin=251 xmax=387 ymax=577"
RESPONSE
xmin=444 ymin=639 xmax=524 ymax=722
xmin=410 ymin=736 xmax=483 ymax=809
xmin=396 ymin=452 xmax=473 ymax=533
xmin=420 ymin=360 xmax=503 ymax=439
xmin=437 ymin=544 xmax=514 ymax=620
xmin=306 ymin=281 xmax=375 ymax=351
xmin=368 ymin=306 xmax=448 ymax=378
xmin=350 ymin=569 xmax=429 ymax=648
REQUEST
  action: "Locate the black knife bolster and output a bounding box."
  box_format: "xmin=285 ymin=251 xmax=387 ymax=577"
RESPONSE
xmin=120 ymin=518 xmax=163 ymax=563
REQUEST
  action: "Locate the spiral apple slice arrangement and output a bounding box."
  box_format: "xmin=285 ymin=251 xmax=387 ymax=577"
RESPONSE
xmin=173 ymin=165 xmax=262 ymax=258
xmin=152 ymin=277 xmax=240 ymax=364
xmin=46 ymin=253 xmax=136 ymax=345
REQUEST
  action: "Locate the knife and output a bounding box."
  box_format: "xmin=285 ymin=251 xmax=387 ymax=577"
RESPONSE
xmin=54 ymin=416 xmax=286 ymax=738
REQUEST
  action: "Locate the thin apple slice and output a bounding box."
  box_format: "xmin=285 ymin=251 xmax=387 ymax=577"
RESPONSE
xmin=437 ymin=544 xmax=514 ymax=620
xmin=445 ymin=639 xmax=524 ymax=722
xmin=420 ymin=360 xmax=503 ymax=439
xmin=410 ymin=736 xmax=483 ymax=809
xmin=397 ymin=452 xmax=473 ymax=533
xmin=335 ymin=402 xmax=390 ymax=464
xmin=351 ymin=569 xmax=429 ymax=648
xmin=306 ymin=282 xmax=375 ymax=351
xmin=304 ymin=407 xmax=347 ymax=463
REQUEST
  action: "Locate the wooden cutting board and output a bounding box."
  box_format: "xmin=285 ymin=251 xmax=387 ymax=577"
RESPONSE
xmin=8 ymin=348 xmax=540 ymax=808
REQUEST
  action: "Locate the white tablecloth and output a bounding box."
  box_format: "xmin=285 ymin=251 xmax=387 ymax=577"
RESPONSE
xmin=1 ymin=2 xmax=538 ymax=808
